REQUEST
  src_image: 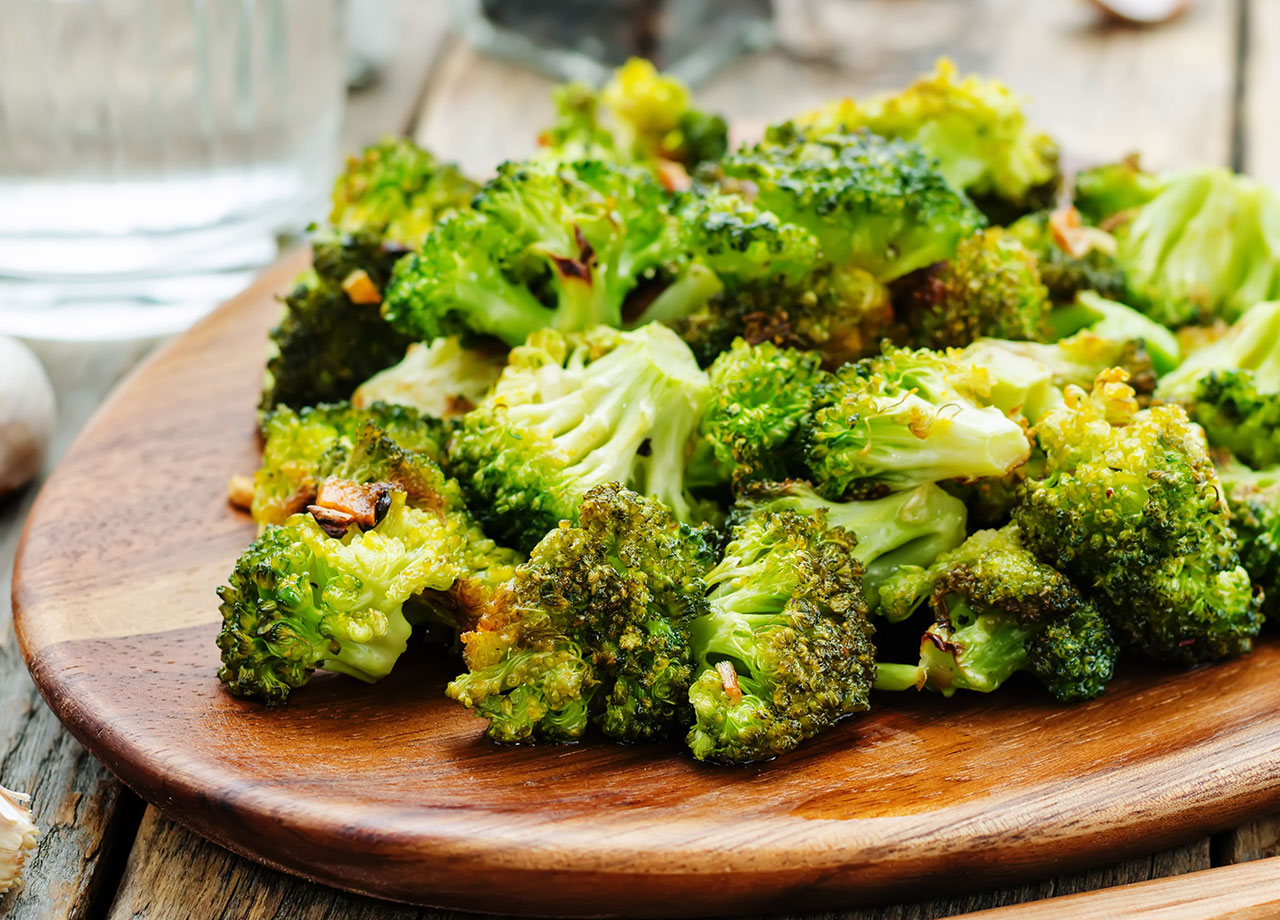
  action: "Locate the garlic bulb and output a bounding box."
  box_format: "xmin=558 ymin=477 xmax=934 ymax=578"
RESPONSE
xmin=0 ymin=786 xmax=37 ymax=895
xmin=0 ymin=337 xmax=56 ymax=498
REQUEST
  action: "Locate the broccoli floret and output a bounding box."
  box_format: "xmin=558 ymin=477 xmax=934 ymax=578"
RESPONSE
xmin=330 ymin=137 xmax=478 ymax=249
xmin=260 ymin=232 xmax=415 ymax=413
xmin=539 ymin=58 xmax=727 ymax=174
xmin=352 ymin=336 xmax=506 ymax=419
xmin=1155 ymin=300 xmax=1280 ymax=467
xmin=729 ymin=479 xmax=968 ymax=611
xmin=725 ymin=126 xmax=985 ymax=282
xmin=696 ymin=340 xmax=826 ymax=488
xmin=962 ymin=331 xmax=1158 ymax=406
xmin=686 ymin=506 xmax=875 ymax=763
xmin=1006 ymin=208 xmax=1129 ymax=304
xmin=448 ymin=325 xmax=714 ymax=552
xmin=250 ymin=401 xmax=447 ymax=528
xmin=797 ymin=58 xmax=1059 ymax=218
xmin=1077 ymin=165 xmax=1280 ymax=326
xmin=1013 ymin=371 xmax=1262 ymax=664
xmin=383 ymin=159 xmax=689 ymax=346
xmin=1073 ymin=155 xmax=1164 ymax=225
xmin=801 ymin=344 xmax=1033 ymax=498
xmin=894 ymin=228 xmax=1051 ymax=349
xmin=448 ymin=484 xmax=715 ymax=743
xmin=875 ymin=526 xmax=1118 ymax=701
xmin=217 ymin=491 xmax=483 ymax=705
xmin=1046 ymin=291 xmax=1182 ymax=375
xmin=1217 ymin=456 xmax=1280 ymax=615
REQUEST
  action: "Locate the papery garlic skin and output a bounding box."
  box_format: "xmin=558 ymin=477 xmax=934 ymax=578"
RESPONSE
xmin=0 ymin=337 xmax=56 ymax=498
xmin=0 ymin=786 xmax=37 ymax=895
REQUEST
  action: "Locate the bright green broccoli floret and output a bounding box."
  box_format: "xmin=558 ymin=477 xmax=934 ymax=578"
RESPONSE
xmin=260 ymin=232 xmax=415 ymax=413
xmin=448 ymin=484 xmax=715 ymax=743
xmin=1076 ymin=165 xmax=1280 ymax=326
xmin=875 ymin=526 xmax=1117 ymax=702
xmin=729 ymin=480 xmax=968 ymax=611
xmin=1217 ymin=456 xmax=1280 ymax=615
xmin=801 ymin=344 xmax=1032 ymax=498
xmin=383 ymin=159 xmax=688 ymax=346
xmin=797 ymin=58 xmax=1059 ymax=218
xmin=1046 ymin=291 xmax=1182 ymax=375
xmin=352 ymin=336 xmax=506 ymax=420
xmin=962 ymin=330 xmax=1158 ymax=407
xmin=686 ymin=506 xmax=875 ymax=763
xmin=726 ymin=125 xmax=985 ymax=282
xmin=894 ymin=228 xmax=1051 ymax=349
xmin=1013 ymin=372 xmax=1262 ymax=664
xmin=251 ymin=401 xmax=447 ymax=528
xmin=448 ymin=325 xmax=714 ymax=552
xmin=330 ymin=137 xmax=478 ymax=249
xmin=540 ymin=58 xmax=728 ymax=172
xmin=217 ymin=491 xmax=480 ymax=706
xmin=1155 ymin=300 xmax=1280 ymax=468
xmin=1073 ymin=156 xmax=1163 ymax=225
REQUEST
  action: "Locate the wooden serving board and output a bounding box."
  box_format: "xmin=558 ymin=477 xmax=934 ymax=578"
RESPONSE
xmin=13 ymin=252 xmax=1280 ymax=918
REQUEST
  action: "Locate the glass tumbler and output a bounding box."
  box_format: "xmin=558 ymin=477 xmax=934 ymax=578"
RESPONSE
xmin=0 ymin=0 xmax=345 ymax=340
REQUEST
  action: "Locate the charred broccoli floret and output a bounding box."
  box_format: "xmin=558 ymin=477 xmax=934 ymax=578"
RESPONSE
xmin=352 ymin=336 xmax=506 ymax=419
xmin=250 ymin=401 xmax=447 ymax=528
xmin=448 ymin=325 xmax=714 ymax=552
xmin=894 ymin=228 xmax=1051 ymax=349
xmin=1155 ymin=300 xmax=1280 ymax=467
xmin=1217 ymin=456 xmax=1280 ymax=615
xmin=1076 ymin=164 xmax=1280 ymax=326
xmin=1013 ymin=371 xmax=1262 ymax=664
xmin=729 ymin=479 xmax=968 ymax=610
xmin=448 ymin=484 xmax=715 ymax=743
xmin=797 ymin=58 xmax=1059 ymax=218
xmin=686 ymin=506 xmax=875 ymax=763
xmin=875 ymin=526 xmax=1117 ymax=702
xmin=801 ymin=344 xmax=1032 ymax=498
xmin=540 ymin=58 xmax=727 ymax=173
xmin=261 ymin=232 xmax=415 ymax=413
xmin=383 ymin=159 xmax=688 ymax=346
xmin=1006 ymin=208 xmax=1128 ymax=305
xmin=330 ymin=137 xmax=478 ymax=249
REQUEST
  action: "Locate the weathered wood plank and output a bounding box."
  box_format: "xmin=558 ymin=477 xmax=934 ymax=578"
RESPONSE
xmin=1242 ymin=0 xmax=1280 ymax=185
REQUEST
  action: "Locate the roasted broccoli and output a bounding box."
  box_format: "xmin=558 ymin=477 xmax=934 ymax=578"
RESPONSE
xmin=796 ymin=58 xmax=1059 ymax=218
xmin=1155 ymin=299 xmax=1280 ymax=467
xmin=448 ymin=325 xmax=715 ymax=552
xmin=330 ymin=137 xmax=478 ymax=250
xmin=1006 ymin=207 xmax=1128 ymax=305
xmin=801 ymin=344 xmax=1033 ymax=498
xmin=448 ymin=484 xmax=715 ymax=743
xmin=686 ymin=505 xmax=875 ymax=762
xmin=383 ymin=159 xmax=689 ymax=346
xmin=540 ymin=58 xmax=728 ymax=174
xmin=729 ymin=479 xmax=968 ymax=610
xmin=1075 ymin=164 xmax=1280 ymax=326
xmin=352 ymin=336 xmax=506 ymax=419
xmin=260 ymin=232 xmax=415 ymax=413
xmin=875 ymin=526 xmax=1118 ymax=702
xmin=963 ymin=330 xmax=1158 ymax=405
xmin=1045 ymin=291 xmax=1181 ymax=375
xmin=894 ymin=228 xmax=1051 ymax=349
xmin=1013 ymin=371 xmax=1262 ymax=664
xmin=1217 ymin=456 xmax=1280 ymax=614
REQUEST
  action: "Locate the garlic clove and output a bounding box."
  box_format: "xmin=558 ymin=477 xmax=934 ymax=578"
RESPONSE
xmin=0 ymin=337 xmax=56 ymax=498
xmin=0 ymin=786 xmax=37 ymax=895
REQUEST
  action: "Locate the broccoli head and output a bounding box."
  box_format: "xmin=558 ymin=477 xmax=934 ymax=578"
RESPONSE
xmin=894 ymin=228 xmax=1051 ymax=349
xmin=1013 ymin=371 xmax=1262 ymax=664
xmin=687 ymin=505 xmax=875 ymax=763
xmin=729 ymin=479 xmax=968 ymax=611
xmin=383 ymin=159 xmax=691 ymax=346
xmin=1155 ymin=299 xmax=1280 ymax=468
xmin=1072 ymin=155 xmax=1164 ymax=225
xmin=1217 ymin=456 xmax=1280 ymax=615
xmin=875 ymin=526 xmax=1117 ymax=702
xmin=330 ymin=137 xmax=478 ymax=249
xmin=801 ymin=344 xmax=1033 ymax=498
xmin=260 ymin=232 xmax=415 ymax=413
xmin=352 ymin=336 xmax=506 ymax=420
xmin=539 ymin=58 xmax=727 ymax=174
xmin=1045 ymin=291 xmax=1182 ymax=376
xmin=448 ymin=324 xmax=714 ymax=552
xmin=448 ymin=484 xmax=715 ymax=743
xmin=796 ymin=58 xmax=1059 ymax=218
xmin=1006 ymin=208 xmax=1128 ymax=305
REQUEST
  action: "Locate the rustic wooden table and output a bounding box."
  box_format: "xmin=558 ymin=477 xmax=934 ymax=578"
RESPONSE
xmin=2 ymin=2 xmax=1277 ymax=918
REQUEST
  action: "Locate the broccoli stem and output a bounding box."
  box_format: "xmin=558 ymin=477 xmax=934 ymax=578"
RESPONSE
xmin=874 ymin=662 xmax=925 ymax=692
xmin=635 ymin=264 xmax=724 ymax=326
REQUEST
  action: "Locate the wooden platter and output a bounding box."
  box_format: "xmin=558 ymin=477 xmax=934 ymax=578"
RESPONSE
xmin=13 ymin=252 xmax=1280 ymax=918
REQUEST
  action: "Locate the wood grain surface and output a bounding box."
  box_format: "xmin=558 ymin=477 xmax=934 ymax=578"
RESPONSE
xmin=11 ymin=254 xmax=1280 ymax=918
